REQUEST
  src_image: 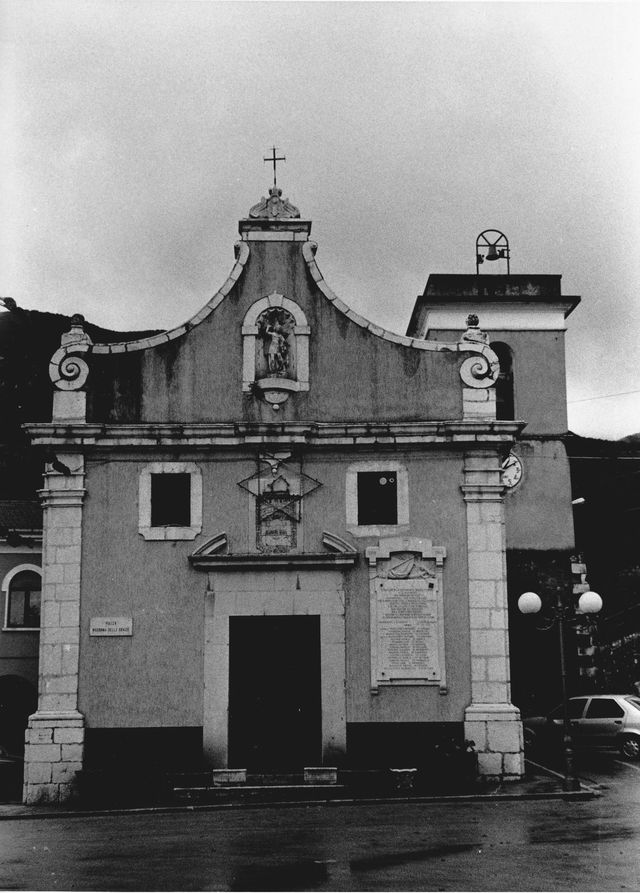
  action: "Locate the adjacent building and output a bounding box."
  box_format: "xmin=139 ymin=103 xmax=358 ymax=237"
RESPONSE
xmin=407 ymin=274 xmax=581 ymax=713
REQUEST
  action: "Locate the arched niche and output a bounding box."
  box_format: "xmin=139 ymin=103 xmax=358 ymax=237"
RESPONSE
xmin=241 ymin=294 xmax=310 ymax=407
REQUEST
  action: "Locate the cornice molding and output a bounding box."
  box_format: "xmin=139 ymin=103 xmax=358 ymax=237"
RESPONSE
xmin=461 ymin=483 xmax=505 ymax=502
xmin=190 ymin=551 xmax=358 ymax=569
xmin=38 ymin=488 xmax=87 ymax=508
xmin=25 ymin=420 xmax=526 ymax=450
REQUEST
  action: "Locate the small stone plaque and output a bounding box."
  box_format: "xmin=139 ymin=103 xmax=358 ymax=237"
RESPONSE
xmin=90 ymin=617 xmax=133 ymax=637
xmin=256 ymin=491 xmax=297 ymax=553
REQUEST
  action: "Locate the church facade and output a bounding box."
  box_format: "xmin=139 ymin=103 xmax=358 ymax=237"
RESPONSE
xmin=22 ymin=186 xmax=578 ymax=803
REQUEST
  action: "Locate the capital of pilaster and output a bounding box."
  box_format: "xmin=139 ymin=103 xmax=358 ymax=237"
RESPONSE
xmin=461 ymin=483 xmax=504 ymax=503
xmin=27 ymin=710 xmax=85 ymax=728
xmin=39 ymin=487 xmax=87 ymax=509
xmin=464 ymin=702 xmax=521 ymax=722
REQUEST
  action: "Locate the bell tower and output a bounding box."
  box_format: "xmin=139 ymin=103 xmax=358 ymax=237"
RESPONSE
xmin=406 ymin=241 xmax=582 ymax=714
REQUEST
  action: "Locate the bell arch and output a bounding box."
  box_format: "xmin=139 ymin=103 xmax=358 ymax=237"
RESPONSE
xmin=490 ymin=341 xmax=515 ymax=420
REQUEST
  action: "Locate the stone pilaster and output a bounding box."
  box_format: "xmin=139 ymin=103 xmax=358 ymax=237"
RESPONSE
xmin=461 ymin=452 xmax=524 ymax=780
xmin=462 ymin=386 xmax=496 ymax=420
xmin=23 ymin=455 xmax=86 ymax=804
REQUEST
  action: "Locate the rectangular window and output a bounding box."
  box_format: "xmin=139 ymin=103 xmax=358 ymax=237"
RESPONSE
xmin=357 ymin=471 xmax=398 ymax=526
xmin=150 ymin=473 xmax=191 ymax=527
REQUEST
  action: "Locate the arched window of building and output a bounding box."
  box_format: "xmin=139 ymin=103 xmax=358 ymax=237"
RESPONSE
xmin=2 ymin=565 xmax=42 ymax=630
xmin=490 ymin=342 xmax=515 ymax=420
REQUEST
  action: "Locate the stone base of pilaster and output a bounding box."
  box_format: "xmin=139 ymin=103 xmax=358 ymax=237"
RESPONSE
xmin=23 ymin=711 xmax=85 ymax=804
xmin=464 ymin=703 xmax=524 ymax=781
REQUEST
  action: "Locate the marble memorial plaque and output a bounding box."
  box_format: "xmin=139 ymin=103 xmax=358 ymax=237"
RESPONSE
xmin=375 ymin=579 xmax=440 ymax=681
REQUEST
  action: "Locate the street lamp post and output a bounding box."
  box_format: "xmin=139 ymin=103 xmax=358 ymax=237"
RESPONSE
xmin=518 ymin=588 xmax=603 ymax=792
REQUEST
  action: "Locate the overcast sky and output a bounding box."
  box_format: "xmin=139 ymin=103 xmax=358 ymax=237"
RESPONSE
xmin=1 ymin=1 xmax=639 ymax=438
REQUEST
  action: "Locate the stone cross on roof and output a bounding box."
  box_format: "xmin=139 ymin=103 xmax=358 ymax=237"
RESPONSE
xmin=264 ymin=146 xmax=286 ymax=188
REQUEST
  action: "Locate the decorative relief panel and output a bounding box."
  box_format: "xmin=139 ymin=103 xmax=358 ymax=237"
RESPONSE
xmin=366 ymin=537 xmax=447 ymax=694
xmin=238 ymin=453 xmax=321 ymax=554
xmin=256 ymin=474 xmax=298 ymax=553
xmin=249 ymin=186 xmax=300 ymax=220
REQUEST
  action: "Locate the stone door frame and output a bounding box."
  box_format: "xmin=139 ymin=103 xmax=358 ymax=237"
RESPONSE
xmin=203 ymin=568 xmax=347 ymax=768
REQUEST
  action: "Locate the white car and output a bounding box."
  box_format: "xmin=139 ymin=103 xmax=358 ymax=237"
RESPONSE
xmin=524 ymin=694 xmax=640 ymax=760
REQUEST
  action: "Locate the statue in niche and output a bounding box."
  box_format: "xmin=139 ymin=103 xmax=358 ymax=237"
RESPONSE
xmin=257 ymin=308 xmax=295 ymax=378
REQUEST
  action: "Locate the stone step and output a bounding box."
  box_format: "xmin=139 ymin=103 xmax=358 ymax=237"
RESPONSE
xmin=169 ymin=768 xmax=341 ymax=788
xmin=172 ymin=784 xmax=347 ymax=805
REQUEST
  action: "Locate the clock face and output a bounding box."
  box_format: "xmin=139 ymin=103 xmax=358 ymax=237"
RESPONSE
xmin=502 ymin=453 xmax=523 ymax=489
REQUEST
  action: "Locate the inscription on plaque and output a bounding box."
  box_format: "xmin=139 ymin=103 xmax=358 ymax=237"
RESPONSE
xmin=90 ymin=617 xmax=133 ymax=637
xmin=258 ymin=509 xmax=296 ymax=553
xmin=376 ymin=580 xmax=440 ymax=681
xmin=366 ymin=541 xmax=447 ymax=692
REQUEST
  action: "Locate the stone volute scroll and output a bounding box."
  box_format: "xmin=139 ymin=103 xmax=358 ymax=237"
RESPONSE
xmin=457 ymin=314 xmax=499 ymax=389
xmin=242 ymin=293 xmax=310 ymax=410
xmin=366 ymin=537 xmax=447 ymax=695
xmin=49 ymin=315 xmax=93 ymax=422
xmin=49 ymin=315 xmax=93 ymax=391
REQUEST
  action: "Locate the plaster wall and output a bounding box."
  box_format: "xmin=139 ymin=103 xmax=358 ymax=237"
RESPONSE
xmin=427 ymin=327 xmax=574 ymax=553
xmin=87 ymin=243 xmax=464 ymax=425
xmin=79 ymin=449 xmax=471 ymax=729
xmin=503 ymin=441 xmax=574 ymax=551
xmin=427 ymin=328 xmax=568 ymax=435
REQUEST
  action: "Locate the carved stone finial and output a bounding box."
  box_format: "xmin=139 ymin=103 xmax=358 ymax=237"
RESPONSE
xmin=460 ymin=314 xmax=488 ymax=345
xmin=60 ymin=314 xmax=91 ymax=349
xmin=249 ymin=186 xmax=300 ymax=220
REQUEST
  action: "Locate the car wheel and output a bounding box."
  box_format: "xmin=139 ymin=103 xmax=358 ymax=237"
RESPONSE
xmin=523 ymin=728 xmax=536 ymax=750
xmin=620 ymin=735 xmax=640 ymax=760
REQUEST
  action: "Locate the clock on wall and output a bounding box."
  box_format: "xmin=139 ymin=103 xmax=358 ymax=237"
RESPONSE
xmin=501 ymin=452 xmax=523 ymax=490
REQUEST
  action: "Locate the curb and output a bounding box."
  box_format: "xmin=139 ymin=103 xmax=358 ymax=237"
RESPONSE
xmin=0 ymin=784 xmax=599 ymax=821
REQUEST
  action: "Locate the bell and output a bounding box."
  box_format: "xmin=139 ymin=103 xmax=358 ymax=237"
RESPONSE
xmin=485 ymin=243 xmax=501 ymax=261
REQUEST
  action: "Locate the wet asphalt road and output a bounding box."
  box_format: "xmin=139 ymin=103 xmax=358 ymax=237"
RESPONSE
xmin=1 ymin=754 xmax=639 ymax=891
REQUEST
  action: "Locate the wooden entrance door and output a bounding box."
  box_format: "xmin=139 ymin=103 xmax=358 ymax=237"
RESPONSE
xmin=228 ymin=615 xmax=321 ymax=770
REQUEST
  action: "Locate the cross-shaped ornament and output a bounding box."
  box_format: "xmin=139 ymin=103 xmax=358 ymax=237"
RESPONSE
xmin=264 ymin=146 xmax=286 ymax=188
